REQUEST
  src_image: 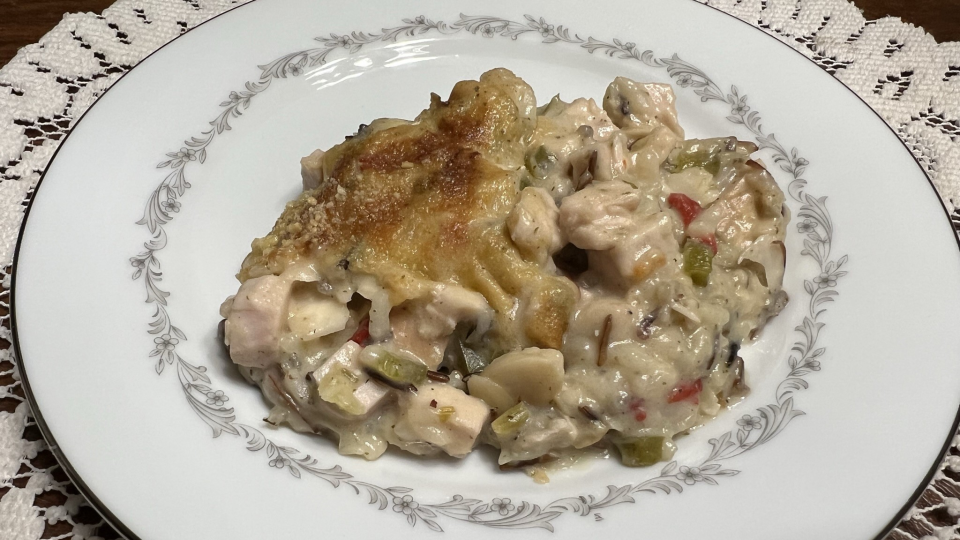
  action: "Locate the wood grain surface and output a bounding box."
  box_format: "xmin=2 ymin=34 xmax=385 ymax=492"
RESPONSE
xmin=0 ymin=0 xmax=958 ymax=67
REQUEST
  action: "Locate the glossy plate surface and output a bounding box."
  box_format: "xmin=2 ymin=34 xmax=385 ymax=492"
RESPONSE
xmin=13 ymin=0 xmax=960 ymax=538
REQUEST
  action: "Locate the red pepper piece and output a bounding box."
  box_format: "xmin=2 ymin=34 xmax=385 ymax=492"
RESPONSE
xmin=667 ymin=379 xmax=703 ymax=404
xmin=349 ymin=317 xmax=370 ymax=345
xmin=696 ymin=233 xmax=718 ymax=255
xmin=667 ymin=193 xmax=703 ymax=227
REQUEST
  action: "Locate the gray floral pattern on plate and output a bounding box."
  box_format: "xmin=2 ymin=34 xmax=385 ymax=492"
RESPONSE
xmin=129 ymin=13 xmax=848 ymax=532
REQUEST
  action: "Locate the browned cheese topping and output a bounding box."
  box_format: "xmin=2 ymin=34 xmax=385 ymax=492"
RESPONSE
xmin=240 ymin=70 xmax=574 ymax=350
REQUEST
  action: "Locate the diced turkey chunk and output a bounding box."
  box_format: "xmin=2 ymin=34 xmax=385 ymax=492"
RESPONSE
xmin=498 ymin=409 xmax=580 ymax=464
xmin=605 ymin=212 xmax=680 ymax=282
xmin=388 ymin=285 xmax=491 ymax=368
xmin=560 ymin=182 xmax=680 ymax=283
xmin=666 ymin=167 xmax=719 ymax=207
xmin=628 ymin=125 xmax=681 ymax=183
xmin=389 ymin=305 xmax=448 ymax=369
xmin=603 ymin=78 xmax=684 ymax=138
xmin=421 ymin=284 xmax=493 ymax=339
xmin=223 ymin=275 xmax=292 ymax=368
xmin=553 ymin=97 xmax=618 ymax=140
xmin=286 ymin=284 xmax=350 ymax=340
xmin=507 ymin=187 xmax=565 ymax=265
xmin=480 ymin=347 xmax=565 ymax=406
xmin=312 ymin=341 xmax=388 ymax=417
xmin=300 ymin=148 xmax=325 ymax=191
xmin=691 ymin=164 xmax=785 ymax=262
xmin=393 ymin=383 xmax=490 ymax=457
xmin=559 ymin=181 xmax=641 ymax=250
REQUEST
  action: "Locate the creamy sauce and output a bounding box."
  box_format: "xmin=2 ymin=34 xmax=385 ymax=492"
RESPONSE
xmin=220 ymin=69 xmax=788 ymax=472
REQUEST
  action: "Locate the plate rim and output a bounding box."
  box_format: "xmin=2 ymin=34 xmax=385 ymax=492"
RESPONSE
xmin=9 ymin=1 xmax=960 ymax=538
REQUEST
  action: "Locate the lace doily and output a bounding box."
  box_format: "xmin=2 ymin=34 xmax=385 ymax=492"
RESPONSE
xmin=1 ymin=1 xmax=958 ymax=539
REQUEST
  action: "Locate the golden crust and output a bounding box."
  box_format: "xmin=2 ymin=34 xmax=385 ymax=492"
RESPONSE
xmin=239 ymin=68 xmax=574 ymax=348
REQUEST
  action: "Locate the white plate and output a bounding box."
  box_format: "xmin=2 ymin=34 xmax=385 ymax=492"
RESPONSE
xmin=12 ymin=0 xmax=960 ymax=538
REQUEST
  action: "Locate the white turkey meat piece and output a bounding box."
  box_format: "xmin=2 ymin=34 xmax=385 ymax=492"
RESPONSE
xmin=497 ymin=411 xmax=581 ymax=464
xmin=387 ymin=284 xmax=492 ymax=369
xmin=424 ymin=284 xmax=493 ymax=336
xmin=286 ymin=285 xmax=350 ymax=340
xmin=393 ymin=383 xmax=490 ymax=458
xmin=311 ymin=341 xmax=389 ymax=417
xmin=221 ymin=274 xmax=293 ymax=369
xmin=388 ymin=305 xmax=448 ymax=370
xmin=549 ymin=97 xmax=618 ymax=140
xmin=558 ymin=181 xmax=642 ymax=251
xmin=604 ymin=211 xmax=681 ymax=282
xmin=507 ymin=187 xmax=565 ymax=265
xmin=602 ymin=78 xmax=684 ymax=138
xmin=560 ymin=181 xmax=682 ymax=284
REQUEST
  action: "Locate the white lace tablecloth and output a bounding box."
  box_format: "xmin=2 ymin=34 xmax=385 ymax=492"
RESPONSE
xmin=1 ymin=0 xmax=959 ymax=538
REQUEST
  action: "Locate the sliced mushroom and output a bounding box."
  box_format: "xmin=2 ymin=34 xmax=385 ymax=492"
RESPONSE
xmin=739 ymin=235 xmax=786 ymax=291
xmin=571 ymin=149 xmax=598 ymax=190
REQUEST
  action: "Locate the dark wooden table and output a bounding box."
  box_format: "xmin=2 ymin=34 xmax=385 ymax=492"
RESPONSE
xmin=0 ymin=0 xmax=958 ymax=66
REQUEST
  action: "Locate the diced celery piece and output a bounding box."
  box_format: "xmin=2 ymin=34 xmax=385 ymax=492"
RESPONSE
xmin=491 ymin=402 xmax=530 ymax=435
xmin=683 ymin=241 xmax=713 ymax=287
xmin=671 ymin=138 xmax=732 ymax=173
xmin=375 ymin=352 xmax=427 ymax=385
xmin=437 ymin=406 xmax=456 ymax=423
xmin=615 ymin=436 xmax=664 ymax=467
xmin=673 ymin=150 xmax=716 ymax=173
